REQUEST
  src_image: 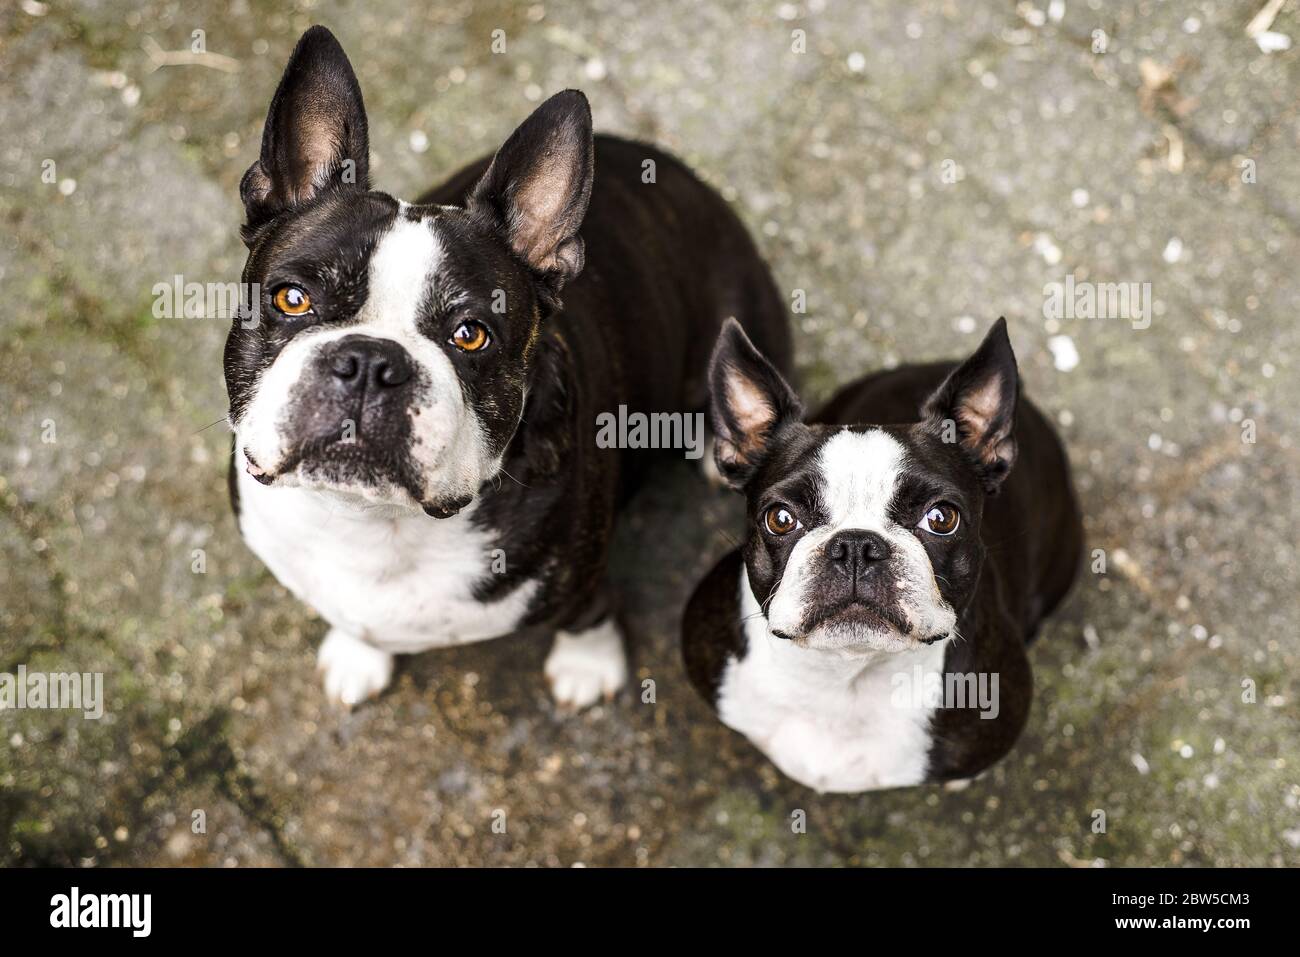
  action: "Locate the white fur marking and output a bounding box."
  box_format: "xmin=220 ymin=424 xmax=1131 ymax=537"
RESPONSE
xmin=717 ymin=567 xmax=946 ymax=792
xmin=818 ymin=428 xmax=908 ymax=529
xmin=544 ymin=620 xmax=628 ymax=710
xmin=317 ymin=627 xmax=394 ymax=707
xmin=237 ymin=459 xmax=539 ymax=657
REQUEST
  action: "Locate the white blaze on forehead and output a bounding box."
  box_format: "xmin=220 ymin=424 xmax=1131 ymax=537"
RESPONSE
xmin=354 ymin=210 xmax=491 ymax=502
xmin=361 ymin=210 xmax=442 ymax=332
xmin=816 ymin=428 xmax=909 ymax=529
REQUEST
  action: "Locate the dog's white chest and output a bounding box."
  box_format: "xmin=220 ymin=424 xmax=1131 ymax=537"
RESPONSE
xmin=237 ymin=468 xmax=537 ymax=653
xmin=716 ymin=571 xmax=945 ymax=793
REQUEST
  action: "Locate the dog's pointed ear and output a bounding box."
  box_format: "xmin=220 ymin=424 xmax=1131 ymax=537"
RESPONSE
xmin=468 ymin=90 xmax=594 ymax=294
xmin=240 ymin=26 xmax=369 ymax=234
xmin=708 ymin=318 xmax=803 ymax=490
xmin=922 ymin=317 xmax=1019 ymax=493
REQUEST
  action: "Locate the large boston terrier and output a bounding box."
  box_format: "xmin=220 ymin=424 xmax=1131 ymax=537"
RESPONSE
xmin=683 ymin=318 xmax=1082 ymax=791
xmin=225 ymin=27 xmax=790 ymax=709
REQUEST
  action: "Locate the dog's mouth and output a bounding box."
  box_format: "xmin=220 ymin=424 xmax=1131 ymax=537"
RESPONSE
xmin=243 ymin=449 xmax=275 ymax=486
xmin=244 ymin=441 xmax=407 ymax=492
xmin=776 ymin=606 xmax=951 ymax=650
xmin=242 ymin=444 xmax=473 ymax=518
xmin=811 ymin=597 xmax=912 ymax=635
xmin=774 ymin=597 xmax=921 ymax=647
xmin=246 ymin=438 xmax=400 ymax=477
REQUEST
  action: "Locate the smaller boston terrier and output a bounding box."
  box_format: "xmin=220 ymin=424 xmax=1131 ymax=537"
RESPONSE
xmin=683 ymin=318 xmax=1083 ymax=792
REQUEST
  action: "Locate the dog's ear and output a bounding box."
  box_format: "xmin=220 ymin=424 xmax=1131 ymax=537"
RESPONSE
xmin=708 ymin=318 xmax=803 ymax=490
xmin=468 ymin=90 xmax=594 ymax=295
xmin=921 ymin=317 xmax=1019 ymax=493
xmin=240 ymin=26 xmax=369 ymax=235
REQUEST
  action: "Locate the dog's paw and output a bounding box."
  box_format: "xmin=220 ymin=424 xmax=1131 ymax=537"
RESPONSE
xmin=544 ymin=620 xmax=628 ymax=711
xmin=317 ymin=628 xmax=394 ymax=708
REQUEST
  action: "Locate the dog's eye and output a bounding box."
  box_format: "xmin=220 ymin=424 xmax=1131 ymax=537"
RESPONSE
xmin=272 ymin=285 xmax=312 ymax=316
xmin=451 ymin=321 xmax=491 ymax=352
xmin=920 ymin=503 xmax=960 ymax=536
xmin=764 ymin=504 xmax=800 ymax=536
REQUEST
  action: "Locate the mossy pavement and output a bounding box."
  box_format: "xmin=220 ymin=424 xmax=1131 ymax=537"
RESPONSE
xmin=1 ymin=0 xmax=1296 ymax=866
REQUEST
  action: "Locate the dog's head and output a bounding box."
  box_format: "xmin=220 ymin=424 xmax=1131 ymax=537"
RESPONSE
xmin=225 ymin=27 xmax=594 ymax=517
xmin=708 ymin=318 xmax=1019 ymax=654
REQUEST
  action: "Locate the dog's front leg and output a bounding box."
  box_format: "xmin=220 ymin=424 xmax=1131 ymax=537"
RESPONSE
xmin=316 ymin=628 xmax=394 ymax=708
xmin=544 ymin=595 xmax=628 ymax=711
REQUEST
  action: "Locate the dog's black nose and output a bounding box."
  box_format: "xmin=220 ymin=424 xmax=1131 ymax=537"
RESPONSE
xmin=325 ymin=335 xmax=414 ymax=392
xmin=826 ymin=529 xmax=892 ymax=572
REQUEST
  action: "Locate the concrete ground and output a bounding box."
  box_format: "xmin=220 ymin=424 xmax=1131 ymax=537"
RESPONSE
xmin=1 ymin=0 xmax=1297 ymax=866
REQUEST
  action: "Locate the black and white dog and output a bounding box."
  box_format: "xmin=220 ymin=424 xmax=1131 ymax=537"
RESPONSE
xmin=683 ymin=318 xmax=1082 ymax=791
xmin=225 ymin=27 xmax=790 ymax=708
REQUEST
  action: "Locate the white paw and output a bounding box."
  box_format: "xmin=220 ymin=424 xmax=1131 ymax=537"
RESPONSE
xmin=544 ymin=620 xmax=628 ymax=711
xmin=316 ymin=629 xmax=394 ymax=708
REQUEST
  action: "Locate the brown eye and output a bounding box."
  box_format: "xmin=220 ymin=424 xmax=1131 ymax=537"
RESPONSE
xmin=451 ymin=321 xmax=490 ymax=352
xmin=272 ymin=285 xmax=312 ymax=316
xmin=920 ymin=503 xmax=960 ymax=536
xmin=764 ymin=505 xmax=799 ymax=536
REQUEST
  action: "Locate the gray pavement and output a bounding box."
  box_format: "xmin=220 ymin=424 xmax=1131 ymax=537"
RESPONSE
xmin=1 ymin=0 xmax=1297 ymax=866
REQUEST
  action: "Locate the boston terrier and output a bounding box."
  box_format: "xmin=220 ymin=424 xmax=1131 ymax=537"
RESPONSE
xmin=225 ymin=27 xmax=790 ymax=709
xmin=683 ymin=318 xmax=1082 ymax=791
